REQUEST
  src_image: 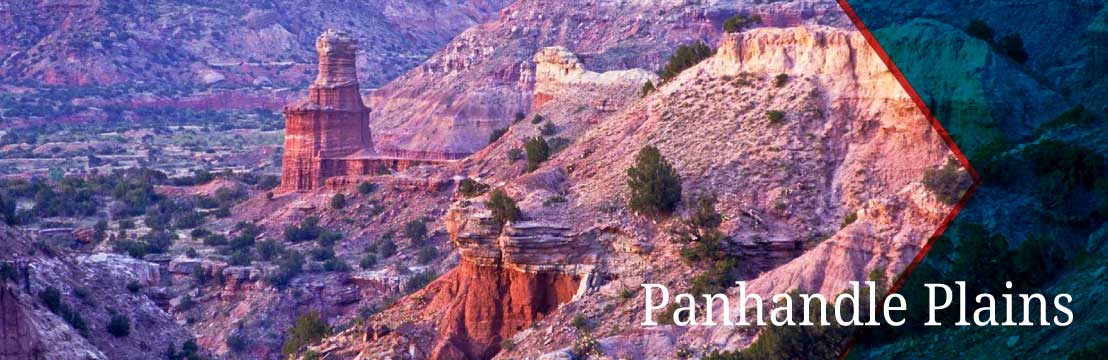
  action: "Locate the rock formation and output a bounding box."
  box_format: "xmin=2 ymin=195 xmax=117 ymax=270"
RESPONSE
xmin=280 ymin=30 xmax=445 ymax=192
xmin=532 ymin=47 xmax=658 ymax=110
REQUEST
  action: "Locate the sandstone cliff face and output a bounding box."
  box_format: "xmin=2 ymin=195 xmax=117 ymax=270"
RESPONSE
xmin=368 ymin=0 xmax=852 ymax=158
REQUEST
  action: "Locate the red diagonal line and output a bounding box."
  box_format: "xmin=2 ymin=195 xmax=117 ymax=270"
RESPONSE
xmin=834 ymin=0 xmax=984 ymax=358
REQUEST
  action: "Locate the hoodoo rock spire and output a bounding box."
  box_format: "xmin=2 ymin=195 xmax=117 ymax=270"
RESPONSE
xmin=279 ymin=29 xmax=375 ymax=192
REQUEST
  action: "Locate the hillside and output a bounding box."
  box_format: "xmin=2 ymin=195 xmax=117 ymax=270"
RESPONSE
xmin=366 ymin=0 xmax=850 ymax=158
xmin=0 ymin=0 xmax=511 ymax=89
xmin=313 ymin=11 xmax=968 ymax=358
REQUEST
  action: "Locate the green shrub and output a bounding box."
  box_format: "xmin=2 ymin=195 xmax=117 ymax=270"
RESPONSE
xmin=458 ymin=178 xmax=490 ymax=197
xmin=281 ymin=311 xmax=332 ymax=356
xmin=571 ymin=314 xmax=589 ymax=330
xmin=359 ymin=254 xmax=377 ymax=269
xmin=514 ymin=112 xmax=526 ymax=123
xmin=676 ymin=194 xmax=728 ymax=263
xmin=531 ymin=115 xmax=545 ymax=124
xmin=357 ymin=181 xmax=377 ymax=195
xmin=507 ymin=148 xmax=524 ymax=162
xmin=766 ymin=110 xmax=785 ymax=124
xmin=1070 ymin=339 xmax=1108 ymax=360
xmin=489 ymin=128 xmax=508 ymax=144
xmin=126 ymin=281 xmax=142 ymax=293
xmin=723 ymin=14 xmax=762 ymax=33
xmin=486 ymin=189 xmax=522 ymax=228
xmin=107 ymin=313 xmax=131 ymax=338
xmin=999 ymin=33 xmax=1028 ymax=63
xmin=404 ymin=220 xmax=427 ymax=244
xmin=256 ymin=239 xmax=283 ymax=261
xmin=773 ymin=74 xmax=789 ymax=88
xmin=966 ymin=19 xmax=994 ymax=41
xmin=660 ymin=41 xmax=713 ymax=81
xmin=641 ymin=81 xmax=656 ymax=97
xmin=378 ymin=238 xmax=397 ymax=258
xmin=417 ymin=246 xmax=438 ymax=264
xmin=330 ymin=193 xmax=346 ymax=209
xmin=268 ymin=250 xmax=305 ymax=288
xmin=525 ymin=137 xmax=550 ymax=172
xmin=500 ymin=338 xmax=516 ymax=351
xmin=404 ymin=271 xmax=437 ymax=292
xmin=841 ymin=211 xmax=858 ymax=228
xmin=226 ymin=333 xmax=247 ymax=352
xmin=922 ymin=159 xmax=967 ymax=205
xmin=540 ymin=122 xmax=557 ymax=136
xmin=626 ymin=146 xmax=682 ymax=216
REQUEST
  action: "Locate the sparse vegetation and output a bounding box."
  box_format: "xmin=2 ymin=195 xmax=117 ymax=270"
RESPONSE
xmin=626 ymin=145 xmax=682 ymax=216
xmin=774 ymin=74 xmax=789 ymax=88
xmin=404 ymin=219 xmax=428 ymax=245
xmin=357 ymin=181 xmax=377 ymax=195
xmin=330 ymin=193 xmax=346 ymax=209
xmin=458 ymin=178 xmax=490 ymax=197
xmin=359 ymin=254 xmax=377 ymax=269
xmin=966 ymin=19 xmax=995 ymax=42
xmin=107 ymin=313 xmax=131 ymax=338
xmin=39 ymin=286 xmax=87 ymax=333
xmin=531 ymin=115 xmax=545 ymax=124
xmin=766 ymin=110 xmax=786 ymax=124
xmin=281 ymin=311 xmax=332 ymax=356
xmin=404 ymin=270 xmax=437 ymax=292
xmin=659 ymin=41 xmax=713 ymax=81
xmin=489 ymin=128 xmax=508 ymax=144
xmin=507 ymin=148 xmax=524 ymax=162
xmin=842 ymin=211 xmax=858 ymax=228
xmin=922 ymin=159 xmax=967 ymax=205
xmin=540 ymin=122 xmax=558 ymax=136
xmin=486 ymin=189 xmax=522 ymax=228
xmin=525 ymin=137 xmax=550 ymax=172
xmin=641 ymin=81 xmax=656 ymax=97
xmin=998 ymin=33 xmax=1028 ymax=64
xmin=723 ymin=14 xmax=762 ymax=33
xmin=417 ymin=246 xmax=438 ymax=264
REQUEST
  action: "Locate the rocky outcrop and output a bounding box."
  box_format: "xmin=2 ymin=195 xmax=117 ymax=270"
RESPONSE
xmin=0 ymin=283 xmax=42 ymax=360
xmin=280 ymin=29 xmax=452 ymax=192
xmin=532 ymin=47 xmax=658 ymax=109
xmin=426 ymin=260 xmax=579 ymax=359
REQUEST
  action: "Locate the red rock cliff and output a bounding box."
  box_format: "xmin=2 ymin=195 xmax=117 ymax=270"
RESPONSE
xmin=280 ymin=29 xmax=374 ymax=192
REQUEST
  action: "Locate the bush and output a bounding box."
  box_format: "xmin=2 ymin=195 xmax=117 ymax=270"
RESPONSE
xmin=571 ymin=314 xmax=589 ymax=330
xmin=489 ymin=128 xmax=508 ymax=144
xmin=204 ymin=234 xmax=228 ymax=246
xmin=531 ymin=115 xmax=545 ymax=124
xmin=404 ymin=220 xmax=427 ymax=244
xmin=330 ymin=193 xmax=346 ymax=209
xmin=226 ymin=333 xmax=247 ymax=353
xmin=268 ymin=250 xmax=305 ymax=288
xmin=773 ymin=74 xmax=789 ymax=88
xmin=507 ymin=148 xmax=524 ymax=162
xmin=841 ymin=211 xmax=858 ymax=228
xmin=641 ymin=81 xmax=656 ymax=97
xmin=966 ymin=19 xmax=994 ymax=41
xmin=357 ymin=181 xmax=377 ymax=195
xmin=284 ymin=216 xmax=322 ymax=243
xmin=107 ymin=313 xmax=131 ymax=338
xmin=540 ymin=122 xmax=557 ymax=136
xmin=458 ymin=178 xmax=490 ymax=198
xmin=514 ymin=112 xmax=526 ymax=123
xmin=281 ymin=311 xmax=332 ymax=356
xmin=626 ymin=146 xmax=682 ymax=216
xmin=676 ymin=194 xmax=728 ymax=263
xmin=999 ymin=33 xmax=1028 ymax=63
xmin=318 ymin=231 xmax=343 ymax=247
xmin=360 ymin=254 xmax=377 ymax=269
xmin=922 ymin=159 xmax=967 ymax=205
xmin=766 ymin=110 xmax=785 ymax=124
xmin=722 ymin=14 xmax=761 ymax=33
xmin=486 ymin=189 xmax=522 ymax=228
xmin=256 ymin=239 xmax=283 ymax=261
xmin=228 ymin=250 xmax=252 ymax=266
xmin=417 ymin=246 xmax=438 ymax=264
xmin=0 ymin=193 xmax=16 ymax=225
xmin=378 ymin=238 xmax=397 ymax=258
xmin=404 ymin=271 xmax=437 ymax=292
xmin=524 ymin=137 xmax=550 ymax=172
xmin=660 ymin=41 xmax=713 ymax=81
xmin=500 ymin=338 xmax=516 ymax=351
xmin=126 ymin=281 xmax=142 ymax=293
